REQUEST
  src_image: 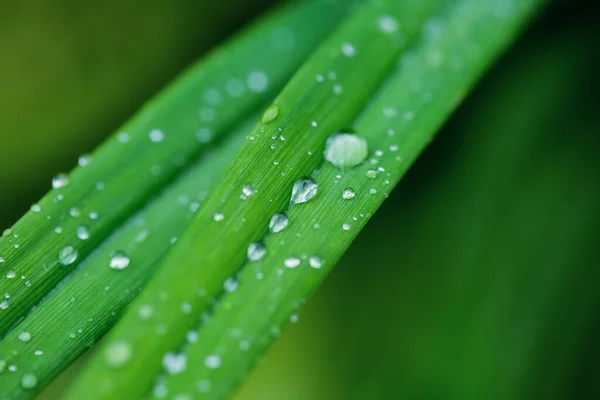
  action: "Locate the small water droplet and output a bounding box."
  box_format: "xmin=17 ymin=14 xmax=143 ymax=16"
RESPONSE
xmin=377 ymin=15 xmax=399 ymax=34
xmin=269 ymin=213 xmax=289 ymax=233
xmin=247 ymin=242 xmax=266 ymax=261
xmin=366 ymin=170 xmax=377 ymax=179
xmin=76 ymin=225 xmax=90 ymax=240
xmin=105 ymin=340 xmax=132 ymax=368
xmin=370 ymin=188 xmax=377 ymax=195
xmin=59 ymin=246 xmax=78 ymax=265
xmin=149 ymin=129 xmax=165 ymax=143
xmin=163 ymin=352 xmax=187 ymax=375
xmin=342 ymin=223 xmax=351 ymax=231
xmin=242 ymin=184 xmax=256 ymax=198
xmin=109 ymin=251 xmax=130 ymax=270
xmin=0 ymin=300 xmax=8 ymax=309
xmin=30 ymin=204 xmax=41 ymax=213
xmin=186 ymin=331 xmax=199 ymax=343
xmin=342 ymin=188 xmax=356 ymax=199
xmin=34 ymin=350 xmax=43 ymax=356
xmin=224 ymin=277 xmax=238 ymax=293
xmin=284 ymin=256 xmax=301 ymax=269
xmin=309 ymin=256 xmax=323 ymax=269
xmin=341 ymin=42 xmax=357 ymax=57
xmin=21 ymin=373 xmax=38 ymax=390
xmin=213 ymin=213 xmax=225 ymax=222
xmin=78 ymin=154 xmax=93 ymax=167
xmin=6 ymin=270 xmax=15 ymax=279
xmin=18 ymin=331 xmax=32 ymax=343
xmin=261 ymin=104 xmax=280 ymax=124
xmin=324 ymin=133 xmax=368 ymax=169
xmin=52 ymin=174 xmax=69 ymax=189
xmin=205 ymin=354 xmax=222 ymax=369
xmin=195 ymin=128 xmax=212 ymax=143
xmin=290 ymin=178 xmax=318 ymax=206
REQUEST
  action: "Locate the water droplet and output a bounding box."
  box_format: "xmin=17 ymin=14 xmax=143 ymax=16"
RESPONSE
xmin=369 ymin=188 xmax=377 ymax=195
xmin=389 ymin=144 xmax=399 ymax=152
xmin=247 ymin=242 xmax=266 ymax=261
xmin=205 ymin=354 xmax=222 ymax=369
xmin=18 ymin=331 xmax=32 ymax=343
xmin=149 ymin=129 xmax=165 ymax=142
xmin=59 ymin=246 xmax=78 ymax=265
xmin=342 ymin=223 xmax=351 ymax=231
xmin=242 ymin=184 xmax=256 ymax=198
xmin=269 ymin=213 xmax=289 ymax=233
xmin=109 ymin=251 xmax=130 ymax=270
xmin=105 ymin=340 xmax=132 ymax=368
xmin=163 ymin=352 xmax=187 ymax=375
xmin=224 ymin=277 xmax=238 ymax=293
xmin=78 ymin=154 xmax=93 ymax=167
xmin=76 ymin=225 xmax=90 ymax=240
xmin=309 ymin=256 xmax=323 ymax=269
xmin=213 ymin=213 xmax=225 ymax=222
xmin=186 ymin=331 xmax=199 ymax=343
xmin=0 ymin=301 xmax=8 ymax=309
xmin=195 ymin=128 xmax=212 ymax=143
xmin=284 ymin=256 xmax=301 ymax=269
xmin=311 ymin=121 xmax=318 ymax=127
xmin=342 ymin=188 xmax=356 ymax=199
xmin=52 ymin=174 xmax=69 ymax=189
xmin=290 ymin=178 xmax=318 ymax=206
xmin=377 ymin=15 xmax=399 ymax=33
xmin=138 ymin=304 xmax=154 ymax=320
xmin=21 ymin=373 xmax=38 ymax=389
xmin=261 ymin=104 xmax=280 ymax=124
xmin=6 ymin=270 xmax=15 ymax=279
xmin=366 ymin=170 xmax=377 ymax=179
xmin=324 ymin=133 xmax=368 ymax=169
xmin=30 ymin=204 xmax=41 ymax=213
xmin=34 ymin=350 xmax=43 ymax=356
xmin=341 ymin=42 xmax=357 ymax=57
xmin=247 ymin=71 xmax=268 ymax=93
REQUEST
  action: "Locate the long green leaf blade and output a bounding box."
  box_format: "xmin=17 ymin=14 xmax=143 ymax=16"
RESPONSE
xmin=0 ymin=0 xmax=350 ymax=336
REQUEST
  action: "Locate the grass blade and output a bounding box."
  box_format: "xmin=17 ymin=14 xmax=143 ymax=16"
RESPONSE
xmin=155 ymin=0 xmax=546 ymax=398
xmin=0 ymin=112 xmax=258 ymax=398
xmin=0 ymin=0 xmax=351 ymax=336
xmin=65 ymin=0 xmax=447 ymax=398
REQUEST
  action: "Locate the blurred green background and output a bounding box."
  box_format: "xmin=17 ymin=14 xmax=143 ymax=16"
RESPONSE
xmin=2 ymin=0 xmax=599 ymax=399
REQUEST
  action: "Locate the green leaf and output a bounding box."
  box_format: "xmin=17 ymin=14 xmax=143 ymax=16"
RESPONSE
xmin=65 ymin=0 xmax=546 ymax=399
xmin=0 ymin=0 xmax=351 ymax=337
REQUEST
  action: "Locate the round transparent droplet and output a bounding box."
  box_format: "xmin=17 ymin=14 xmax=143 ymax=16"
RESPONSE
xmin=247 ymin=242 xmax=266 ymax=261
xmin=163 ymin=352 xmax=187 ymax=375
xmin=366 ymin=170 xmax=377 ymax=179
xmin=342 ymin=188 xmax=356 ymax=199
xmin=269 ymin=213 xmax=289 ymax=233
xmin=290 ymin=178 xmax=318 ymax=206
xmin=324 ymin=133 xmax=368 ymax=169
xmin=21 ymin=373 xmax=38 ymax=390
xmin=205 ymin=354 xmax=222 ymax=369
xmin=242 ymin=184 xmax=256 ymax=198
xmin=261 ymin=104 xmax=280 ymax=124
xmin=309 ymin=256 xmax=323 ymax=269
xmin=284 ymin=256 xmax=301 ymax=269
xmin=18 ymin=331 xmax=32 ymax=343
xmin=52 ymin=174 xmax=69 ymax=189
xmin=76 ymin=225 xmax=90 ymax=240
xmin=105 ymin=340 xmax=132 ymax=368
xmin=109 ymin=251 xmax=130 ymax=270
xmin=59 ymin=246 xmax=78 ymax=266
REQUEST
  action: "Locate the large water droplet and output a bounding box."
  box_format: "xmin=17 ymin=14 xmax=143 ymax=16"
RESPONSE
xmin=105 ymin=340 xmax=132 ymax=368
xmin=109 ymin=251 xmax=130 ymax=270
xmin=247 ymin=242 xmax=266 ymax=261
xmin=21 ymin=373 xmax=38 ymax=390
xmin=290 ymin=178 xmax=318 ymax=206
xmin=59 ymin=246 xmax=78 ymax=265
xmin=52 ymin=174 xmax=69 ymax=189
xmin=324 ymin=133 xmax=368 ymax=169
xmin=163 ymin=352 xmax=187 ymax=375
xmin=261 ymin=104 xmax=280 ymax=124
xmin=269 ymin=213 xmax=289 ymax=233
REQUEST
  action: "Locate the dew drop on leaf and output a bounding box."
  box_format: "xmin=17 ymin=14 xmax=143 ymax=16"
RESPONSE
xmin=109 ymin=251 xmax=130 ymax=270
xmin=261 ymin=104 xmax=280 ymax=124
xmin=213 ymin=213 xmax=225 ymax=222
xmin=377 ymin=15 xmax=399 ymax=34
xmin=76 ymin=225 xmax=90 ymax=240
xmin=59 ymin=246 xmax=78 ymax=266
xmin=18 ymin=331 xmax=32 ymax=343
xmin=242 ymin=184 xmax=256 ymax=198
xmin=309 ymin=256 xmax=323 ymax=269
xmin=204 ymin=354 xmax=222 ymax=369
xmin=224 ymin=277 xmax=239 ymax=293
xmin=290 ymin=178 xmax=318 ymax=206
xmin=105 ymin=340 xmax=132 ymax=368
xmin=284 ymin=256 xmax=301 ymax=269
xmin=163 ymin=352 xmax=187 ymax=375
xmin=324 ymin=133 xmax=368 ymax=169
xmin=247 ymin=242 xmax=266 ymax=261
xmin=52 ymin=174 xmax=69 ymax=189
xmin=269 ymin=213 xmax=289 ymax=233
xmin=366 ymin=170 xmax=378 ymax=179
xmin=342 ymin=188 xmax=356 ymax=199
xmin=21 ymin=373 xmax=38 ymax=390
